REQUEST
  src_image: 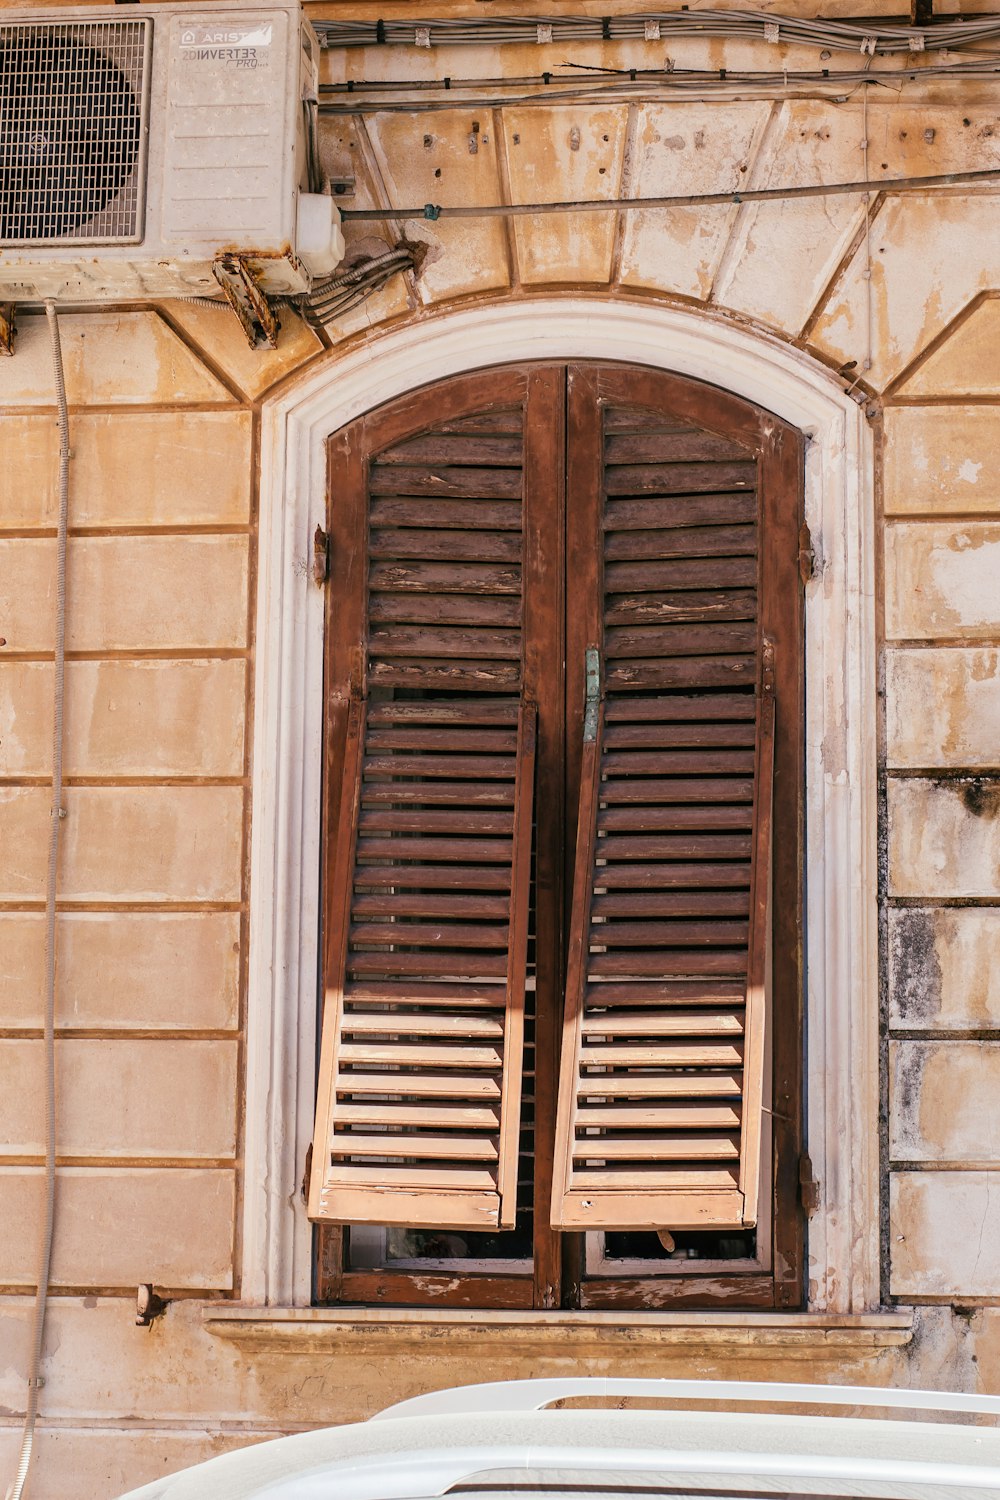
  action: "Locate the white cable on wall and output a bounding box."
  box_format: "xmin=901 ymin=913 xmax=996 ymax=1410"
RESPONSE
xmin=6 ymin=302 xmax=70 ymax=1500
xmin=314 ymin=8 xmax=1000 ymax=51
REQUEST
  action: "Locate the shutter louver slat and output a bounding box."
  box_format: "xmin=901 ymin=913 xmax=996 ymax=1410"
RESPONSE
xmin=369 ymin=663 xmax=522 ymax=692
xmin=316 ymin=702 xmax=535 ymax=1226
xmin=552 ymin=385 xmax=776 ymax=1235
xmin=605 ymin=495 xmax=757 ymax=529
xmin=310 ymin=388 xmax=536 ymax=1232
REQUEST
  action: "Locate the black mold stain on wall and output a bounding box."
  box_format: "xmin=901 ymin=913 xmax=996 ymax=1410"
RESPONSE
xmin=955 ymin=776 xmax=1000 ymax=819
xmin=889 ymin=908 xmax=943 ymax=1028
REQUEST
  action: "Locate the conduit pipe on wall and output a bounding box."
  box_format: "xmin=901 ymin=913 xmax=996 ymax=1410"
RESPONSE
xmin=5 ymin=303 xmax=70 ymax=1500
xmin=318 ymin=58 xmax=1000 ymax=113
xmin=337 ymin=164 xmax=1000 ymax=222
xmin=302 ymin=246 xmax=420 ymax=322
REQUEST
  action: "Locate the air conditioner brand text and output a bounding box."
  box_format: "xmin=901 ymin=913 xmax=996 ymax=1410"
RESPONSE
xmin=181 ymin=47 xmax=270 ymax=67
xmin=178 ymin=23 xmax=273 ymax=66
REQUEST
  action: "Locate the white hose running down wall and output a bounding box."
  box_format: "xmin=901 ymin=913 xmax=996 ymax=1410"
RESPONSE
xmin=6 ymin=303 xmax=70 ymax=1500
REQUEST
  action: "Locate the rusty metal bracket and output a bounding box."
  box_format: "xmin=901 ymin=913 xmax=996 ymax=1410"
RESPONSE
xmin=798 ymin=1152 xmax=820 ymax=1216
xmin=136 ymin=1283 xmax=169 ymax=1328
xmin=212 ymin=256 xmax=280 ymax=350
xmin=0 ymin=304 xmax=16 ymax=356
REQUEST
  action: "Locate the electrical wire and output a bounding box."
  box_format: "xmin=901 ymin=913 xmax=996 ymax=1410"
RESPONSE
xmin=5 ymin=302 xmax=69 ymax=1500
xmin=319 ymin=58 xmax=1000 ymax=97
xmin=318 ymin=58 xmax=1000 ymax=113
xmin=303 ymin=98 xmax=323 ymax=194
xmin=314 ymin=8 xmax=1000 ymax=53
xmin=861 ymin=82 xmax=874 ymax=380
xmin=299 ymin=246 xmax=418 ymax=324
xmin=161 ymin=251 xmax=418 ymax=327
xmin=338 ymin=164 xmax=1000 ymax=223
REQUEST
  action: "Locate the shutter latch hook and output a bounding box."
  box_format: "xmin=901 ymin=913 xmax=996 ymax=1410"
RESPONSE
xmin=583 ymin=645 xmax=601 ymax=742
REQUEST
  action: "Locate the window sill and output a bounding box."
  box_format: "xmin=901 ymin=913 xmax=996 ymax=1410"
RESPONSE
xmin=203 ymin=1306 xmax=913 ymax=1358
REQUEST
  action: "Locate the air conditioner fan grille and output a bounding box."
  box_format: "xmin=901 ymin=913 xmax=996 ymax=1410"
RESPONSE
xmin=0 ymin=20 xmax=149 ymax=246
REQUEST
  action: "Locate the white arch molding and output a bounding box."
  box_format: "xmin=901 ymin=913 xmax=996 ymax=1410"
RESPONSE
xmin=244 ymin=297 xmax=878 ymax=1314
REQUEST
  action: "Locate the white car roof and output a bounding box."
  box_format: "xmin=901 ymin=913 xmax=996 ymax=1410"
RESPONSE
xmin=116 ymin=1378 xmax=1000 ymax=1500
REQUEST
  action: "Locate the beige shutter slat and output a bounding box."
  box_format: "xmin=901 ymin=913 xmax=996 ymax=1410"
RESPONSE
xmin=551 ymin=684 xmax=773 ymax=1230
xmin=309 ymin=700 xmax=536 ymax=1230
xmin=737 ymin=641 xmax=775 ymax=1228
xmin=310 ymin=378 xmax=537 ymax=1233
xmin=552 ymin=385 xmax=776 ymax=1235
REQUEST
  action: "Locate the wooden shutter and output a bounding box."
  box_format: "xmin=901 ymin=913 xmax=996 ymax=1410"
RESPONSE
xmin=551 ymin=365 xmax=784 ymax=1233
xmin=309 ymin=372 xmax=538 ymax=1232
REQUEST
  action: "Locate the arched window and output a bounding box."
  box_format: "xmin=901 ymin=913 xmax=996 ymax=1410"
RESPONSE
xmin=308 ymin=361 xmax=804 ymax=1310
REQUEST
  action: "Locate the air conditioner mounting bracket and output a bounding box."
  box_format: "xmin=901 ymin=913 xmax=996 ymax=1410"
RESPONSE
xmin=213 ymin=255 xmax=281 ymax=351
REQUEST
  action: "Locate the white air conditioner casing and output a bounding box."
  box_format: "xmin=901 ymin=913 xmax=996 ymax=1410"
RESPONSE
xmin=0 ymin=0 xmax=344 ymax=302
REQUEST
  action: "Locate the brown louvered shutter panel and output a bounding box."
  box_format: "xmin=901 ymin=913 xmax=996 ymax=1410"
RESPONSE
xmin=309 ymin=369 xmax=542 ymax=1232
xmin=552 ymin=364 xmax=789 ymax=1233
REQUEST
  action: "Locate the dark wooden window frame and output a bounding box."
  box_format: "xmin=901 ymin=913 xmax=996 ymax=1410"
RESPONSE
xmin=315 ymin=361 xmax=804 ymax=1312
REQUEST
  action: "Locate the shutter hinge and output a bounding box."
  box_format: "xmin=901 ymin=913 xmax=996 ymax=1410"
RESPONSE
xmin=760 ymin=636 xmax=775 ymax=697
xmin=301 ymin=1142 xmax=313 ymax=1204
xmin=313 ymin=525 xmax=330 ymax=586
xmin=798 ymin=1152 xmax=820 ymax=1216
xmin=797 ymin=521 xmax=816 ymax=586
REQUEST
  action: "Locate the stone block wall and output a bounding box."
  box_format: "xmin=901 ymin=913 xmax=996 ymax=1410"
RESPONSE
xmin=882 ymin=309 xmax=1000 ymax=1301
xmin=0 ymin=314 xmax=253 ymax=1298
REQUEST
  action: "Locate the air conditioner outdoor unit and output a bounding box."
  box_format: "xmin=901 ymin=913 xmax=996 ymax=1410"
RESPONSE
xmin=0 ymin=0 xmax=344 ymax=314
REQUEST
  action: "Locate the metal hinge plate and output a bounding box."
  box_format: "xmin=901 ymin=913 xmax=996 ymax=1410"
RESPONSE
xmin=798 ymin=521 xmax=816 ymax=586
xmin=760 ymin=636 xmax=775 ymax=697
xmin=583 ymin=645 xmax=601 ymax=741
xmin=313 ymin=525 xmax=330 ymax=586
xmin=798 ymin=1152 xmax=820 ymax=1215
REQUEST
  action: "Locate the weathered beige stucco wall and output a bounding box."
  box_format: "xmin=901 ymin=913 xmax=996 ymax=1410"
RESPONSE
xmin=3 ymin=7 xmax=1000 ymax=1494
